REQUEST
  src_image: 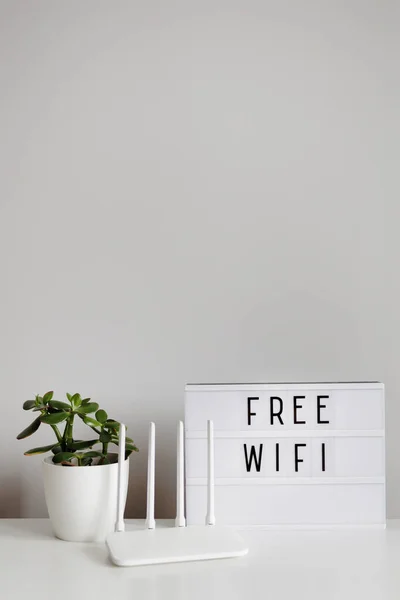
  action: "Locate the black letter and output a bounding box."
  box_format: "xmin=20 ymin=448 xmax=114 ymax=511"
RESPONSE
xmin=247 ymin=397 xmax=259 ymax=426
xmin=321 ymin=443 xmax=326 ymax=472
xmin=270 ymin=396 xmax=284 ymax=425
xmin=317 ymin=395 xmax=330 ymax=424
xmin=275 ymin=443 xmax=280 ymax=472
xmin=243 ymin=444 xmax=263 ymax=472
xmin=294 ymin=443 xmax=306 ymax=472
xmin=293 ymin=396 xmax=306 ymax=424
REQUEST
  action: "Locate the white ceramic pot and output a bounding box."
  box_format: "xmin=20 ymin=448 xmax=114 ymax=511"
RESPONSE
xmin=43 ymin=454 xmax=129 ymax=542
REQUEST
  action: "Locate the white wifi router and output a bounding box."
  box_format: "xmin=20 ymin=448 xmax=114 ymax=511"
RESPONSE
xmin=106 ymin=420 xmax=248 ymax=567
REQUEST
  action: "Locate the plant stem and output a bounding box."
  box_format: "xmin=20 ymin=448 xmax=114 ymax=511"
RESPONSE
xmin=40 ymin=408 xmax=62 ymax=445
xmin=102 ymin=441 xmax=108 ymax=456
xmin=61 ymin=414 xmax=75 ymax=451
xmin=89 ymin=425 xmax=101 ymax=435
xmin=67 ymin=413 xmax=75 ymax=445
xmin=61 ymin=420 xmax=69 ymax=452
xmin=50 ymin=424 xmax=62 ymax=444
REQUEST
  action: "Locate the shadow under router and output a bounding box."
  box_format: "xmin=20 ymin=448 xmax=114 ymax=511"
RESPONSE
xmin=106 ymin=421 xmax=248 ymax=567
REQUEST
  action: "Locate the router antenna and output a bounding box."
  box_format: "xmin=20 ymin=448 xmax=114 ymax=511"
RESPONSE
xmin=145 ymin=422 xmax=156 ymax=529
xmin=205 ymin=419 xmax=216 ymax=526
xmin=115 ymin=423 xmax=126 ymax=532
xmin=175 ymin=420 xmax=186 ymax=527
xmin=106 ymin=421 xmax=249 ymax=567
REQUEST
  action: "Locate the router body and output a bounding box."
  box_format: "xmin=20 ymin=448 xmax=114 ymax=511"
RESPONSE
xmin=106 ymin=524 xmax=248 ymax=567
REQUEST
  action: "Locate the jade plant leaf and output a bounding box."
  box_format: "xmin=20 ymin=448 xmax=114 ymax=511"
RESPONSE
xmin=99 ymin=429 xmax=112 ymax=444
xmin=22 ymin=400 xmax=36 ymax=410
xmin=77 ymin=402 xmax=99 ymax=415
xmin=126 ymin=444 xmax=139 ymax=453
xmin=70 ymin=393 xmax=81 ymax=408
xmin=17 ymin=416 xmax=41 ymax=440
xmin=24 ymin=443 xmax=58 ymax=456
xmin=83 ymin=451 xmax=103 ymax=458
xmin=48 ymin=400 xmax=71 ymax=411
xmin=40 ymin=412 xmax=69 ymax=424
xmin=52 ymin=452 xmax=75 ymax=464
xmin=81 ymin=415 xmax=102 ymax=428
xmin=69 ymin=439 xmax=98 ymax=451
xmin=42 ymin=391 xmax=54 ymax=403
xmin=95 ymin=409 xmax=108 ymax=423
xmin=111 ymin=435 xmax=136 ymax=448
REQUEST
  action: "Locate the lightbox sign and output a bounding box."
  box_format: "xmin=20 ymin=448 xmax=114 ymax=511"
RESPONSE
xmin=184 ymin=382 xmax=385 ymax=527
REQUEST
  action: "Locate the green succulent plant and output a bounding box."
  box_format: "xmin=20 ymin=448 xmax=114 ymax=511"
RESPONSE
xmin=17 ymin=391 xmax=138 ymax=466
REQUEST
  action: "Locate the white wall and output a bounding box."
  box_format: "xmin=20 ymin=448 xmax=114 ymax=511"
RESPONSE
xmin=0 ymin=0 xmax=398 ymax=518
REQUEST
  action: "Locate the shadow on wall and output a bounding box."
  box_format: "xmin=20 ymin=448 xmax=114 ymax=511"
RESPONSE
xmin=0 ymin=475 xmax=22 ymax=517
xmin=124 ymin=461 xmax=175 ymax=519
xmin=124 ymin=425 xmax=177 ymax=519
xmin=126 ymin=467 xmax=146 ymax=519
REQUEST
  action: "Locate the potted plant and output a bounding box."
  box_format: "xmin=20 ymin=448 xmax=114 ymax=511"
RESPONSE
xmin=17 ymin=391 xmax=138 ymax=542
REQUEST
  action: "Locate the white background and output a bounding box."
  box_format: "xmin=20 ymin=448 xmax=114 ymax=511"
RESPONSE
xmin=0 ymin=1 xmax=398 ymax=518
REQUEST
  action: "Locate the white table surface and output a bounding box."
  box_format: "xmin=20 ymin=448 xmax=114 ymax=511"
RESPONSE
xmin=1 ymin=519 xmax=400 ymax=599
